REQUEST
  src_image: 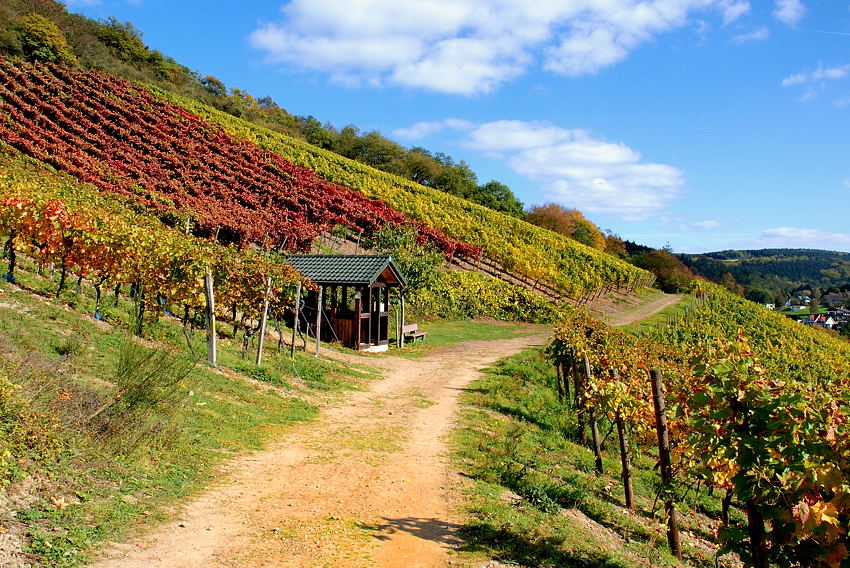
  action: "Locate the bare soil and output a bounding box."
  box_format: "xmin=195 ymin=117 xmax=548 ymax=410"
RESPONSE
xmin=90 ymin=331 xmax=549 ymax=568
xmin=588 ymin=291 xmax=684 ymax=327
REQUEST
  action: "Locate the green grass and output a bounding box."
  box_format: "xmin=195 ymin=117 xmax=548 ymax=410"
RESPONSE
xmin=775 ymin=307 xmax=826 ymax=317
xmin=617 ymin=296 xmax=691 ymax=335
xmin=0 ymin=255 xmax=382 ymax=567
xmin=451 ymin=347 xmax=730 ymax=568
xmin=388 ymin=318 xmax=544 ymax=359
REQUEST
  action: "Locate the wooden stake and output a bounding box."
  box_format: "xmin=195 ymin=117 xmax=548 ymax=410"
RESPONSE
xmin=314 ymin=285 xmax=323 ymax=357
xmin=256 ymin=275 xmax=272 ymax=365
xmin=395 ymin=302 xmax=401 ymax=348
xmin=612 ymin=369 xmax=634 ymax=510
xmin=616 ymin=411 xmax=634 ymax=509
xmin=204 ymin=268 xmax=217 ymax=367
xmin=585 ymin=352 xmax=604 ymax=473
xmin=650 ymin=369 xmax=681 ymax=559
xmin=589 ymin=405 xmax=604 ymax=474
xmin=400 ymin=292 xmax=406 ymax=342
xmin=555 ymin=363 xmax=563 ymax=402
xmin=574 ymin=358 xmax=586 ymax=443
xmin=290 ymin=281 xmax=301 ymax=357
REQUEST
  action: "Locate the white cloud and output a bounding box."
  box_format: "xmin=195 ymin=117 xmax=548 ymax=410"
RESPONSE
xmin=390 ymin=118 xmax=686 ymax=217
xmin=691 ymin=220 xmax=722 ymax=229
xmin=773 ymin=0 xmax=805 ymax=26
xmin=843 ymin=177 xmax=850 ymax=188
xmin=719 ymin=0 xmax=750 ymax=25
xmin=463 ymin=120 xmax=573 ymax=152
xmin=813 ymin=65 xmax=850 ymax=81
xmin=796 ymin=86 xmax=820 ymax=103
xmin=731 ymin=26 xmax=769 ymax=44
xmin=762 ymin=227 xmax=850 ymax=247
xmin=781 ymin=72 xmax=807 ymax=87
xmin=448 ymin=120 xmax=683 ymax=219
xmin=392 ymin=118 xmax=473 ymax=140
xmin=781 ymin=64 xmax=850 ymax=102
xmin=250 ymin=1 xmax=748 ymax=95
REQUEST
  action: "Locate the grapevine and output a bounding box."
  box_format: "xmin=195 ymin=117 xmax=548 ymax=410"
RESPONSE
xmin=547 ymin=286 xmax=850 ymax=566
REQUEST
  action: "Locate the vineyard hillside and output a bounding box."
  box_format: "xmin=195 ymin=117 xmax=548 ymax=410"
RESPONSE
xmin=0 ymin=58 xmax=474 ymax=258
xmin=547 ymin=282 xmax=850 ymax=566
xmin=0 ymin=57 xmax=651 ymax=301
xmin=151 ymin=90 xmax=652 ymax=298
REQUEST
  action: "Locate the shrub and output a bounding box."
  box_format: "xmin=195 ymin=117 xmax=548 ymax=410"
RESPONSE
xmin=15 ymin=13 xmax=77 ymax=65
xmin=87 ymin=336 xmax=196 ymax=450
xmin=363 ymin=226 xmax=443 ymax=293
xmin=52 ymin=335 xmax=83 ymax=357
xmin=111 ymin=336 xmax=195 ymax=414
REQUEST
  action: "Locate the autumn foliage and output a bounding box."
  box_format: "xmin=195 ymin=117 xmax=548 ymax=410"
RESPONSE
xmin=0 ymin=57 xmax=479 ymax=259
xmin=525 ymin=203 xmax=606 ymax=250
xmin=548 ymin=284 xmax=850 ymax=566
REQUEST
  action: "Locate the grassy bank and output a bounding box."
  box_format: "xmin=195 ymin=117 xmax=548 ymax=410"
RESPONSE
xmin=0 ymin=256 xmax=378 ymax=567
xmin=451 ymin=347 xmax=731 ymax=567
xmin=389 ymin=319 xmax=545 ymax=359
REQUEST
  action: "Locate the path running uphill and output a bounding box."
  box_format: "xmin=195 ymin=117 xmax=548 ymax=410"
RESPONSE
xmin=91 ymin=331 xmax=549 ymax=568
xmin=593 ymin=292 xmax=684 ymax=328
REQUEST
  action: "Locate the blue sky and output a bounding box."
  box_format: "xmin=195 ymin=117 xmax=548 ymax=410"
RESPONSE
xmin=64 ymin=0 xmax=849 ymax=253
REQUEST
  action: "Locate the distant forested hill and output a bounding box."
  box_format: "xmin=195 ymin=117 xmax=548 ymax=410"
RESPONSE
xmin=679 ymin=248 xmax=850 ymax=304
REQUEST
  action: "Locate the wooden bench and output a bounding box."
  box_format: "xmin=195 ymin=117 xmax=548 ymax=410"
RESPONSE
xmin=402 ymin=323 xmax=427 ymax=344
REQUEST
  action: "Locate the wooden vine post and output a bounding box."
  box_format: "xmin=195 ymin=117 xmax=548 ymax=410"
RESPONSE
xmin=3 ymin=231 xmax=16 ymax=284
xmin=612 ymin=369 xmax=634 ymax=510
xmin=555 ymin=363 xmax=564 ymax=402
xmin=395 ymin=301 xmax=401 ymax=348
xmin=255 ymin=275 xmax=272 ymax=366
xmin=584 ymin=355 xmax=604 ymax=474
xmin=314 ymin=285 xmax=323 ymax=357
xmin=290 ymin=281 xmax=301 ymax=357
xmin=650 ymin=369 xmax=682 ymax=559
xmin=204 ymin=268 xmax=217 ymax=367
xmin=400 ymin=292 xmax=406 ymax=336
xmin=575 ymin=353 xmax=586 ymax=444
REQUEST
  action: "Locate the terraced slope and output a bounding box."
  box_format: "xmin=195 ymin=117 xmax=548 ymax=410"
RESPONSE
xmin=0 ymin=58 xmax=474 ymax=258
xmin=152 ymin=91 xmax=653 ymax=298
xmin=0 ymin=57 xmax=651 ymax=299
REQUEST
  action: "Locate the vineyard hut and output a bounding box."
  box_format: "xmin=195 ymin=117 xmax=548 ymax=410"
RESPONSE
xmin=287 ymin=254 xmax=406 ymax=352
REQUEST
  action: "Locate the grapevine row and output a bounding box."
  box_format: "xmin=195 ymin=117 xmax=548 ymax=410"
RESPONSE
xmin=0 ymin=149 xmax=302 ymax=323
xmin=547 ymin=288 xmax=850 ymax=567
xmin=152 ymin=88 xmax=654 ymax=298
xmin=0 ymin=58 xmax=478 ymax=259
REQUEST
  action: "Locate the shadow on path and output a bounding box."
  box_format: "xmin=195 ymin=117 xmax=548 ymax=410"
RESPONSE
xmin=356 ymin=517 xmax=463 ymax=547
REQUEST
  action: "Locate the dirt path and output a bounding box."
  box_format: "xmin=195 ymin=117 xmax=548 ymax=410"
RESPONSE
xmin=592 ymin=292 xmax=684 ymax=327
xmin=91 ymin=331 xmax=549 ymax=568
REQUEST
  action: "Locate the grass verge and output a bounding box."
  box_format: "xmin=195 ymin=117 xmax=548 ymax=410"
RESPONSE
xmin=451 ymin=347 xmax=734 ymax=568
xmin=0 ymin=257 xmax=379 ymax=567
xmin=616 ymin=296 xmax=691 ymax=335
xmin=387 ymin=318 xmax=544 ymax=359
